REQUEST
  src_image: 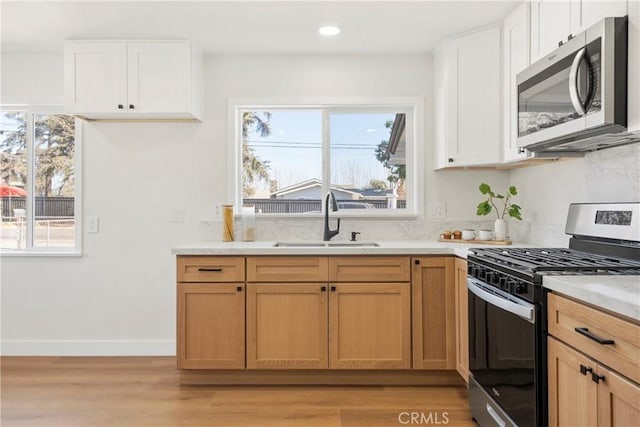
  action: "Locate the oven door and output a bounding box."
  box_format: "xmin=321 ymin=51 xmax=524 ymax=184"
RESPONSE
xmin=468 ymin=278 xmax=537 ymax=427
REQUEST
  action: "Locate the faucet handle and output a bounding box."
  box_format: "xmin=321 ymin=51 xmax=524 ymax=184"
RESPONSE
xmin=350 ymin=231 xmax=360 ymax=242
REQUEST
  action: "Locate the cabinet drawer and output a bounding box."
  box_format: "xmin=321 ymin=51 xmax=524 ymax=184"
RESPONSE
xmin=247 ymin=257 xmax=328 ymax=282
xmin=547 ymin=293 xmax=640 ymax=384
xmin=177 ymin=256 xmax=245 ymax=282
xmin=329 ymin=257 xmax=410 ymax=282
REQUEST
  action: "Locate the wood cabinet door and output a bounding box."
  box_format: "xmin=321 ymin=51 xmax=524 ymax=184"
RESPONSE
xmin=64 ymin=41 xmax=127 ymax=113
xmin=412 ymin=257 xmax=456 ymax=369
xmin=597 ymin=364 xmax=640 ymax=427
xmin=127 ymin=42 xmax=192 ymax=113
xmin=329 ymin=283 xmax=411 ymax=369
xmin=246 ymin=283 xmax=328 ymax=369
xmin=548 ymin=337 xmax=598 ymax=427
xmin=177 ymin=284 xmax=245 ymax=369
xmin=454 ymin=258 xmax=469 ymax=382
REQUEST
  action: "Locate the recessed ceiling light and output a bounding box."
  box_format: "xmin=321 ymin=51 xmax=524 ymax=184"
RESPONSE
xmin=318 ymin=26 xmax=341 ymax=37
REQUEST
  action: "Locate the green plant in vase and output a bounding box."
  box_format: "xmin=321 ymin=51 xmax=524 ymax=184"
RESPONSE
xmin=476 ymin=183 xmax=522 ymax=241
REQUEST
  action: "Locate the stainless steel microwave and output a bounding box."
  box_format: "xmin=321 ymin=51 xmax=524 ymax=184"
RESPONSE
xmin=516 ymin=17 xmax=636 ymax=155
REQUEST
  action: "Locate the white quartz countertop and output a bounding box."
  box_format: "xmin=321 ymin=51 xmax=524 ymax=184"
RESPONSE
xmin=172 ymin=240 xmax=536 ymax=259
xmin=543 ymin=276 xmax=640 ymax=322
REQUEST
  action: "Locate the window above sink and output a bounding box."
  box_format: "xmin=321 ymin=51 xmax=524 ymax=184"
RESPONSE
xmin=229 ymin=97 xmax=424 ymax=219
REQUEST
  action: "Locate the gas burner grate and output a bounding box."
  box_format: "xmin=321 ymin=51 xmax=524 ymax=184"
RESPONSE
xmin=471 ymin=247 xmax=640 ymax=275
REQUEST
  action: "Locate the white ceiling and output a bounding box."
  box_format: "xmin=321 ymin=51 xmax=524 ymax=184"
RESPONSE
xmin=1 ymin=0 xmax=520 ymax=54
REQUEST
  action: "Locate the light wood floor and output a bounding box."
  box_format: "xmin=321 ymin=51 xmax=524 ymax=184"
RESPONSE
xmin=1 ymin=357 xmax=474 ymax=427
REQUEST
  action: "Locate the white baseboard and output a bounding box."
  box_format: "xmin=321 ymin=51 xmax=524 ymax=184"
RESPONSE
xmin=0 ymin=340 xmax=176 ymax=356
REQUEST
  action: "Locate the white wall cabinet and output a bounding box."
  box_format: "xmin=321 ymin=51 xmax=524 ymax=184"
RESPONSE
xmin=530 ymin=0 xmax=572 ymax=63
xmin=531 ymin=0 xmax=628 ymax=63
xmin=503 ymin=2 xmax=532 ymax=163
xmin=433 ymin=26 xmax=502 ymax=169
xmin=570 ymin=0 xmax=628 ymax=36
xmin=65 ymin=40 xmax=203 ymax=121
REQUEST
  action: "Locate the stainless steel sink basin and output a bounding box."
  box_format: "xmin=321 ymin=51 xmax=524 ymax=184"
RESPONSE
xmin=273 ymin=241 xmax=379 ymax=248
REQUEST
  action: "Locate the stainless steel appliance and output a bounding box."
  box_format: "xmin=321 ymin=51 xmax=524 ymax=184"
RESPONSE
xmin=516 ymin=17 xmax=638 ymax=156
xmin=467 ymin=202 xmax=640 ymax=427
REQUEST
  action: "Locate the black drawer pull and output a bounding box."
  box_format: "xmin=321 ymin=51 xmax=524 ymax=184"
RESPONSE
xmin=580 ymin=364 xmax=592 ymax=376
xmin=117 ymin=104 xmax=124 ymax=109
xmin=591 ymin=372 xmax=605 ymax=384
xmin=330 ymin=286 xmax=336 ymax=292
xmin=198 ymin=267 xmax=223 ymax=272
xmin=236 ymin=286 xmax=242 ymax=292
xmin=575 ymin=327 xmax=615 ymax=345
xmin=129 ymin=104 xmax=135 ymax=109
xmin=321 ymin=286 xmax=327 ymax=292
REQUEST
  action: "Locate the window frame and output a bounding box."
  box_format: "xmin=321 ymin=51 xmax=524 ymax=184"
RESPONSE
xmin=0 ymin=105 xmax=83 ymax=256
xmin=228 ymin=97 xmax=424 ymax=218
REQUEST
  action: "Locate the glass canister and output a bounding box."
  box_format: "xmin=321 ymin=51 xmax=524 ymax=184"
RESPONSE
xmin=241 ymin=206 xmax=256 ymax=242
xmin=222 ymin=205 xmax=234 ymax=242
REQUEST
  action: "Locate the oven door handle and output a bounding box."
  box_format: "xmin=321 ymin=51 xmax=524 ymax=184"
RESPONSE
xmin=468 ymin=278 xmax=535 ymax=324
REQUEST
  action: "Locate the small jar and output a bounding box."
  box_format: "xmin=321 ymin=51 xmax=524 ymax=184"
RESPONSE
xmin=442 ymin=230 xmax=452 ymax=240
xmin=241 ymin=206 xmax=256 ymax=242
xmin=453 ymin=230 xmax=462 ymax=240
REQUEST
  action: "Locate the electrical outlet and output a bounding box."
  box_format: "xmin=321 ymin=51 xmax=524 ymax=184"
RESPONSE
xmin=428 ymin=202 xmax=446 ymax=219
xmin=87 ymin=216 xmax=99 ymax=233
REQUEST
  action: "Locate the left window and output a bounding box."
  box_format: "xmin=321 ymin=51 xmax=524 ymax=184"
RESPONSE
xmin=0 ymin=110 xmax=80 ymax=253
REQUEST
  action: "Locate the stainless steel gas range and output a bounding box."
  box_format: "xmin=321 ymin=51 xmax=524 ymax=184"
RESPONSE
xmin=466 ymin=203 xmax=640 ymax=427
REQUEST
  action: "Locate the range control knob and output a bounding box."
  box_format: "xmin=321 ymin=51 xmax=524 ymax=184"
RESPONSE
xmin=516 ymin=283 xmax=528 ymax=294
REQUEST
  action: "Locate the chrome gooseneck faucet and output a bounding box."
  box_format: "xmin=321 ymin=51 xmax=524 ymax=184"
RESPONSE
xmin=323 ymin=191 xmax=340 ymax=241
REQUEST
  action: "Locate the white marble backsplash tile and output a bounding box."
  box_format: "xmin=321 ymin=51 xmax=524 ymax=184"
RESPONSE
xmin=220 ymin=217 xmax=498 ymax=242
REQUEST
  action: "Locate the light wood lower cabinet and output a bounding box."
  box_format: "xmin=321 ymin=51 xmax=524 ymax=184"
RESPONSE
xmin=247 ymin=283 xmax=328 ymax=369
xmin=246 ymin=282 xmax=411 ymax=370
xmin=329 ymin=283 xmax=411 ymax=369
xmin=412 ymin=257 xmax=456 ymax=369
xmin=548 ymin=336 xmax=640 ymax=427
xmin=548 ymin=291 xmax=640 ymax=427
xmin=177 ymin=283 xmax=245 ymax=369
xmin=454 ymin=258 xmax=469 ymax=382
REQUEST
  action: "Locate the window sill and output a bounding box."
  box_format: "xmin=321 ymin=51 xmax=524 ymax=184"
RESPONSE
xmin=252 ymin=213 xmax=423 ymax=220
xmin=0 ymin=250 xmax=82 ymax=258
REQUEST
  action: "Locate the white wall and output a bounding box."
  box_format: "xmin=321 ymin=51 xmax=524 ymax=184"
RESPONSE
xmin=509 ymin=143 xmax=640 ymax=246
xmin=0 ymin=53 xmax=509 ymax=355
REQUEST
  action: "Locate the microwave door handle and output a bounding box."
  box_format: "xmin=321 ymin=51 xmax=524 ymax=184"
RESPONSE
xmin=569 ymin=48 xmax=587 ymax=115
xmin=467 ymin=278 xmax=535 ymax=323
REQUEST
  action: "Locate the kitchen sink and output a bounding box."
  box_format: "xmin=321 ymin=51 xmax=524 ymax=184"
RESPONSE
xmin=273 ymin=241 xmax=380 ymax=248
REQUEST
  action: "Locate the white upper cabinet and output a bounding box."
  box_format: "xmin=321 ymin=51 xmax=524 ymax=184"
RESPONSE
xmin=530 ymin=0 xmax=572 ymax=63
xmin=433 ymin=26 xmax=502 ymax=169
xmin=570 ymin=0 xmax=628 ymax=35
xmin=503 ymin=2 xmax=531 ymax=163
xmin=532 ymin=0 xmax=628 ymax=63
xmin=65 ymin=41 xmax=203 ymax=121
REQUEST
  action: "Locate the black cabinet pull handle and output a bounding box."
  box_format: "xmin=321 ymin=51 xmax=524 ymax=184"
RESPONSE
xmin=448 ymin=158 xmax=454 ymax=163
xmin=129 ymin=104 xmax=135 ymax=109
xmin=321 ymin=286 xmax=326 ymax=292
xmin=330 ymin=286 xmax=336 ymax=292
xmin=575 ymin=327 xmax=615 ymax=345
xmin=118 ymin=104 xmax=124 ymax=109
xmin=591 ymin=372 xmax=605 ymax=384
xmin=236 ymin=286 xmax=242 ymax=292
xmin=198 ymin=267 xmax=223 ymax=272
xmin=414 ymin=259 xmax=420 ymax=265
xmin=580 ymin=364 xmax=593 ymax=376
